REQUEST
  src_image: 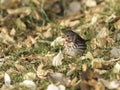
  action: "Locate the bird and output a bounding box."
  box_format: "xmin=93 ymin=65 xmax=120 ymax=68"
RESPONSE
xmin=62 ymin=30 xmax=86 ymax=57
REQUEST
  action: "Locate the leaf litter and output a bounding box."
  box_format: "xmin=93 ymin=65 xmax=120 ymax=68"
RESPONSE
xmin=0 ymin=0 xmax=120 ymax=90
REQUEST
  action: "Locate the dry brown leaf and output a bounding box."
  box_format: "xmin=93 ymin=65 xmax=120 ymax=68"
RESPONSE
xmin=107 ymin=37 xmax=115 ymax=46
xmin=96 ymin=27 xmax=109 ymax=38
xmin=10 ymin=28 xmax=16 ymax=36
xmin=85 ymin=52 xmax=94 ymax=60
xmin=0 ymin=58 xmax=5 ymax=67
xmin=114 ymin=19 xmax=120 ymax=30
xmin=23 ymin=72 xmax=36 ymax=80
xmin=69 ymin=20 xmax=80 ymax=27
xmin=15 ymin=62 xmax=27 ymax=72
xmin=0 ymin=27 xmax=15 ymax=43
xmin=1 ymin=85 xmax=13 ymax=90
xmin=35 ymin=24 xmax=51 ymax=32
xmin=7 ymin=7 xmax=32 ymax=15
xmin=0 ymin=0 xmax=20 ymax=9
xmin=94 ymin=81 xmax=105 ymax=90
xmin=31 ymin=10 xmax=42 ymax=20
xmin=91 ymin=58 xmax=104 ymax=69
xmin=16 ymin=18 xmax=26 ymax=30
xmin=90 ymin=38 xmax=97 ymax=49
xmin=94 ymin=69 xmax=108 ymax=75
xmin=60 ymin=19 xmax=70 ymax=27
xmin=6 ymin=68 xmax=18 ymax=74
xmin=17 ymin=42 xmax=23 ymax=48
xmin=20 ymin=0 xmax=30 ymax=6
xmin=92 ymin=49 xmax=103 ymax=57
xmin=91 ymin=38 xmax=107 ymax=49
xmin=90 ymin=14 xmax=99 ymax=25
xmin=110 ymin=47 xmax=120 ymax=58
xmin=24 ymin=54 xmax=37 ymax=62
xmin=31 ymin=0 xmax=40 ymax=5
xmin=43 ymin=28 xmax=52 ymax=38
xmin=88 ymin=79 xmax=97 ymax=87
xmin=25 ymin=36 xmax=36 ymax=48
xmin=37 ymin=64 xmax=49 ymax=79
xmin=67 ymin=63 xmax=79 ymax=76
xmin=70 ymin=77 xmax=78 ymax=86
xmin=82 ymin=64 xmax=87 ymax=72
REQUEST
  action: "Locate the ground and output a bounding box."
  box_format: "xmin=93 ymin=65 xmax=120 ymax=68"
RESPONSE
xmin=0 ymin=0 xmax=120 ymax=90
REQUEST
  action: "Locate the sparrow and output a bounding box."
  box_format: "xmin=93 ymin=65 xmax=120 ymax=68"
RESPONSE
xmin=62 ymin=30 xmax=86 ymax=57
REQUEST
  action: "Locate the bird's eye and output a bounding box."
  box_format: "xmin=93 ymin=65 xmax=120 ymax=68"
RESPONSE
xmin=66 ymin=34 xmax=70 ymax=37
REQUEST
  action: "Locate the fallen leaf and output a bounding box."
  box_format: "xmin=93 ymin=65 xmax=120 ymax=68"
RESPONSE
xmin=0 ymin=27 xmax=15 ymax=43
xmin=99 ymin=79 xmax=120 ymax=90
xmin=0 ymin=58 xmax=5 ymax=67
xmin=25 ymin=36 xmax=36 ymax=48
xmin=43 ymin=28 xmax=52 ymax=38
xmin=0 ymin=0 xmax=20 ymax=9
xmin=7 ymin=7 xmax=32 ymax=15
xmin=47 ymin=84 xmax=59 ymax=90
xmin=90 ymin=14 xmax=99 ymax=25
xmin=110 ymin=47 xmax=120 ymax=58
xmin=113 ymin=63 xmax=120 ymax=73
xmin=85 ymin=52 xmax=94 ymax=60
xmin=67 ymin=63 xmax=79 ymax=76
xmin=10 ymin=28 xmax=16 ymax=36
xmin=91 ymin=38 xmax=107 ymax=49
xmin=23 ymin=72 xmax=36 ymax=80
xmin=52 ymin=50 xmax=64 ymax=66
xmin=82 ymin=64 xmax=87 ymax=72
xmin=4 ymin=73 xmax=11 ymax=87
xmin=31 ymin=9 xmax=42 ymax=20
xmin=47 ymin=83 xmax=66 ymax=90
xmin=85 ymin=0 xmax=97 ymax=7
xmin=94 ymin=69 xmax=108 ymax=75
xmin=69 ymin=20 xmax=80 ymax=27
xmin=91 ymin=58 xmax=104 ymax=69
xmin=15 ymin=62 xmax=27 ymax=72
xmin=16 ymin=18 xmax=26 ymax=30
xmin=37 ymin=64 xmax=49 ymax=79
xmin=58 ymin=85 xmax=66 ymax=90
xmin=114 ymin=33 xmax=120 ymax=41
xmin=51 ymin=36 xmax=64 ymax=47
xmin=114 ymin=19 xmax=120 ymax=30
xmin=20 ymin=80 xmax=36 ymax=90
xmin=96 ymin=27 xmax=109 ymax=38
xmin=31 ymin=0 xmax=40 ymax=5
xmin=70 ymin=77 xmax=78 ymax=86
xmin=94 ymin=80 xmax=105 ymax=90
